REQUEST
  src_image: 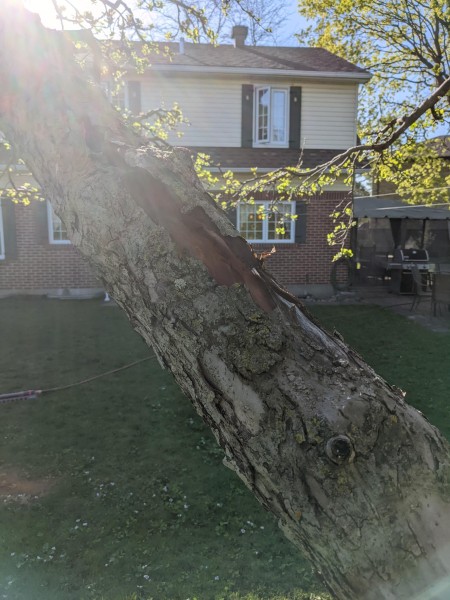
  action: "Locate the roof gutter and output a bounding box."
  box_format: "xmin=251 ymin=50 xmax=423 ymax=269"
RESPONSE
xmin=145 ymin=64 xmax=372 ymax=82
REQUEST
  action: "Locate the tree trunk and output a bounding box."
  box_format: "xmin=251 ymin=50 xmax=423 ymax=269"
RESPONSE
xmin=1 ymin=6 xmax=450 ymax=599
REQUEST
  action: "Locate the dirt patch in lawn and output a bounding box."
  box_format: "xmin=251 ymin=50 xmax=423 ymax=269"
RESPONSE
xmin=0 ymin=469 xmax=56 ymax=503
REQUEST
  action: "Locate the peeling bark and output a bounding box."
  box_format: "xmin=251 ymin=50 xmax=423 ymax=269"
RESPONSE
xmin=1 ymin=6 xmax=450 ymax=599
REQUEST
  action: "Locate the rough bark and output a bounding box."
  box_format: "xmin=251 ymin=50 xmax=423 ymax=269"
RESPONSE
xmin=2 ymin=6 xmax=450 ymax=599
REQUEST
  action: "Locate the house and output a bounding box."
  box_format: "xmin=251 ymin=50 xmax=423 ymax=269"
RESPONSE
xmin=0 ymin=26 xmax=371 ymax=298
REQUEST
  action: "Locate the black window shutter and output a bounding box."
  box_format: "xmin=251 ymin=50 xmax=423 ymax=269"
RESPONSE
xmin=34 ymin=200 xmax=49 ymax=244
xmin=2 ymin=199 xmax=18 ymax=259
xmin=295 ymin=200 xmax=307 ymax=244
xmin=227 ymin=205 xmax=238 ymax=229
xmin=289 ymin=86 xmax=302 ymax=149
xmin=128 ymin=81 xmax=142 ymax=115
xmin=241 ymin=84 xmax=254 ymax=148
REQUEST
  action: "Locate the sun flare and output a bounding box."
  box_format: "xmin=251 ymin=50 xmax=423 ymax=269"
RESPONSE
xmin=24 ymin=0 xmax=93 ymax=28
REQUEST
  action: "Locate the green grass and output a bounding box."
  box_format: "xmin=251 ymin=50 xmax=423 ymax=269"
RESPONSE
xmin=2 ymin=300 xmax=448 ymax=600
xmin=310 ymin=304 xmax=450 ymax=440
xmin=0 ymin=298 xmax=328 ymax=600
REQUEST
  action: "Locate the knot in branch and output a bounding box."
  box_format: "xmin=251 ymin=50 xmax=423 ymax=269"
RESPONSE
xmin=326 ymin=435 xmax=355 ymax=465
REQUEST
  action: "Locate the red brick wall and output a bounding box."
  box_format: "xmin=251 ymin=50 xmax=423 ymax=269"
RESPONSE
xmin=250 ymin=192 xmax=351 ymax=286
xmin=0 ymin=191 xmax=348 ymax=292
xmin=0 ymin=202 xmax=99 ymax=291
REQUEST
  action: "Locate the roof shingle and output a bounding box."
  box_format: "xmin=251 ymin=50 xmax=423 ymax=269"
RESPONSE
xmin=189 ymin=147 xmax=345 ymax=170
xmin=128 ymin=41 xmax=370 ymax=77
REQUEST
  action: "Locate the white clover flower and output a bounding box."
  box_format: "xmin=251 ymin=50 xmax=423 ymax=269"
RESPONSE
xmin=174 ymin=278 xmax=187 ymax=290
xmin=214 ymin=576 xmax=220 ymax=581
xmin=240 ymin=528 xmax=246 ymax=534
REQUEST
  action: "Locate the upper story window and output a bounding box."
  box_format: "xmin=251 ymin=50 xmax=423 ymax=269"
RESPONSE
xmin=0 ymin=200 xmax=5 ymax=259
xmin=102 ymin=80 xmax=141 ymax=115
xmin=47 ymin=201 xmax=70 ymax=245
xmin=237 ymin=201 xmax=295 ymax=243
xmin=254 ymin=86 xmax=289 ymax=146
xmin=241 ymin=85 xmax=300 ymax=149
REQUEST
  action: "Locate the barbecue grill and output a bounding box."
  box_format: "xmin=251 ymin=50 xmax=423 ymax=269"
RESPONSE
xmin=388 ymin=248 xmax=430 ymax=294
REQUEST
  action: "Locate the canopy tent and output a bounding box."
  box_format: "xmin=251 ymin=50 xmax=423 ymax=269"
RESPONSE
xmin=353 ymin=196 xmax=450 ymax=220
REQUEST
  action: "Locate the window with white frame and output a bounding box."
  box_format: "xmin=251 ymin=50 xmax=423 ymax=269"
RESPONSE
xmin=254 ymin=86 xmax=288 ymax=146
xmin=0 ymin=200 xmax=5 ymax=259
xmin=47 ymin=201 xmax=70 ymax=244
xmin=102 ymin=80 xmax=127 ymax=111
xmin=102 ymin=80 xmax=141 ymax=114
xmin=237 ymin=201 xmax=295 ymax=243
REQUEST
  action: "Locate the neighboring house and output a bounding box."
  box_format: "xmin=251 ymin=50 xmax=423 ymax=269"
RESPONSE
xmin=0 ymin=26 xmax=371 ymax=298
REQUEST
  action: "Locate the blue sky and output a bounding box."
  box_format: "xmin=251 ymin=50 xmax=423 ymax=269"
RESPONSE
xmin=26 ymin=0 xmax=309 ymax=44
xmin=278 ymin=0 xmax=310 ymax=45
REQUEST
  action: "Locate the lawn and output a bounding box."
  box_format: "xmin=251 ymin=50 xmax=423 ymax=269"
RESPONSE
xmin=0 ymin=298 xmax=328 ymax=600
xmin=0 ymin=299 xmax=449 ymax=600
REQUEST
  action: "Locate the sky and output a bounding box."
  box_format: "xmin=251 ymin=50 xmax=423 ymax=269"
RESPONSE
xmin=279 ymin=0 xmax=309 ymax=45
xmin=24 ymin=0 xmax=308 ymax=45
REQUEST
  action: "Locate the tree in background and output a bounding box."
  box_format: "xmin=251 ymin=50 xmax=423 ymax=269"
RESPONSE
xmin=157 ymin=0 xmax=292 ymax=45
xmin=1 ymin=2 xmax=450 ymax=599
xmin=297 ymin=0 xmax=450 ymax=205
xmin=47 ymin=0 xmax=290 ymax=44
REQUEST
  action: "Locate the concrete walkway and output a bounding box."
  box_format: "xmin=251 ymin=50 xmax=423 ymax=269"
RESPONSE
xmin=305 ymin=285 xmax=450 ymax=333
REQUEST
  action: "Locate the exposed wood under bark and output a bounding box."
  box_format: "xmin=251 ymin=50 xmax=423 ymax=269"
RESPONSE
xmin=1 ymin=5 xmax=450 ymax=599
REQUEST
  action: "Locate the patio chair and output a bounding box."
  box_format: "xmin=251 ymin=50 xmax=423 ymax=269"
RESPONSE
xmin=432 ymin=273 xmax=450 ymax=317
xmin=410 ymin=267 xmax=432 ymax=312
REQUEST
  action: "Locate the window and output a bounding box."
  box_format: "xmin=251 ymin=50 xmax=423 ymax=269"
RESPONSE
xmin=254 ymin=87 xmax=288 ymax=146
xmin=102 ymin=80 xmax=126 ymax=110
xmin=354 ymin=171 xmax=374 ymax=198
xmin=0 ymin=200 xmax=5 ymax=259
xmin=102 ymin=80 xmax=141 ymax=114
xmin=47 ymin=201 xmax=70 ymax=244
xmin=237 ymin=201 xmax=295 ymax=243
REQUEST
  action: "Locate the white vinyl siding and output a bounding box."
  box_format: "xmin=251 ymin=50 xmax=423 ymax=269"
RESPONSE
xmin=0 ymin=200 xmax=5 ymax=259
xmin=141 ymin=75 xmax=358 ymax=149
xmin=237 ymin=201 xmax=295 ymax=243
xmin=141 ymin=75 xmax=242 ymax=147
xmin=301 ymin=82 xmax=358 ymax=149
xmin=47 ymin=201 xmax=70 ymax=244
